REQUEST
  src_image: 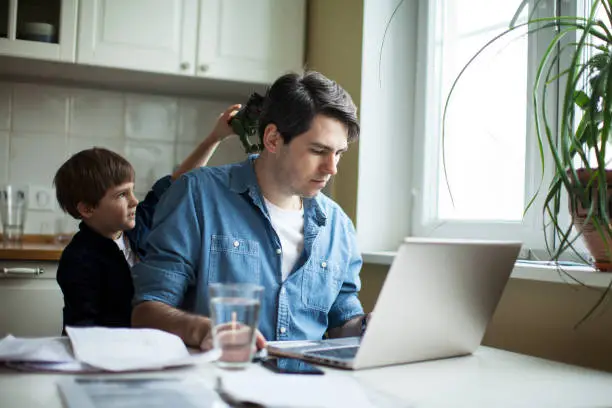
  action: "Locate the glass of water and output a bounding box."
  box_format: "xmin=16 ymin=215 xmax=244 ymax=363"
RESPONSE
xmin=209 ymin=283 xmax=263 ymax=369
xmin=0 ymin=185 xmax=28 ymax=243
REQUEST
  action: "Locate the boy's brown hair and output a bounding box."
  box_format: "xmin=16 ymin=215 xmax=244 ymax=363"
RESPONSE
xmin=54 ymin=148 xmax=135 ymax=219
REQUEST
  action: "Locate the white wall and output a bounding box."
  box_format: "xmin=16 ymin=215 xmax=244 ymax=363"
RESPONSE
xmin=356 ymin=0 xmax=419 ymax=252
xmin=0 ymin=81 xmax=247 ymax=235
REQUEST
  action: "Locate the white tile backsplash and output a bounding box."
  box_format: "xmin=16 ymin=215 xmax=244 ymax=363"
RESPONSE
xmin=0 ymin=82 xmax=11 ymax=131
xmin=9 ymin=134 xmax=67 ymax=186
xmin=0 ymin=131 xmax=8 ymax=184
xmin=70 ymin=88 xmax=124 ymax=139
xmin=3 ymin=80 xmax=239 ymax=235
xmin=68 ymin=138 xmax=126 ymax=159
xmin=178 ymin=99 xmax=229 ymax=142
xmin=12 ymin=84 xmax=69 ymax=134
xmin=208 ymin=136 xmax=248 ymax=167
xmin=125 ymin=141 xmax=175 ymax=193
xmin=24 ymin=211 xmax=62 ymax=235
xmin=175 ymin=137 xmax=246 ymax=171
xmin=126 ymin=94 xmax=177 ymax=142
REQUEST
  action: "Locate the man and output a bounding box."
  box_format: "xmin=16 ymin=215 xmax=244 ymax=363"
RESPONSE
xmin=131 ymin=71 xmax=367 ymax=350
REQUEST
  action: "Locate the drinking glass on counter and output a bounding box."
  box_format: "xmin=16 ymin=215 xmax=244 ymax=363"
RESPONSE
xmin=0 ymin=185 xmax=28 ymax=243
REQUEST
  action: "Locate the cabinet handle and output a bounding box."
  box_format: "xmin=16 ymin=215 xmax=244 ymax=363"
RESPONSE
xmin=199 ymin=64 xmax=209 ymax=73
xmin=2 ymin=267 xmax=45 ymax=276
xmin=180 ymin=62 xmax=190 ymax=70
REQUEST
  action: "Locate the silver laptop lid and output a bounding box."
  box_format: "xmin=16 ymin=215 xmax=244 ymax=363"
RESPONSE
xmin=353 ymin=238 xmax=521 ymax=370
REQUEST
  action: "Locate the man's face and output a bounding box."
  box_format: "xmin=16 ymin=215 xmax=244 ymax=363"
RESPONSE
xmin=275 ymin=115 xmax=349 ymax=198
xmin=84 ymin=182 xmax=139 ymax=236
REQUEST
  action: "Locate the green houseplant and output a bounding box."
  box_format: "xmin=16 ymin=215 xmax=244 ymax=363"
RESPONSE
xmin=442 ymin=1 xmax=612 ymax=321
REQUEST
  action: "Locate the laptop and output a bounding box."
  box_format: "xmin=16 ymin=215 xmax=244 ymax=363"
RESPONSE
xmin=267 ymin=237 xmax=521 ymax=370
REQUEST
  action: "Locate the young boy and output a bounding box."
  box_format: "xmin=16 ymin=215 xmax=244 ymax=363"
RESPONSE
xmin=53 ymin=104 xmax=240 ymax=332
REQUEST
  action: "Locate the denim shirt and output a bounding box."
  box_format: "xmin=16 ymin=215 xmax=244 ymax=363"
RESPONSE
xmin=132 ymin=157 xmax=364 ymax=341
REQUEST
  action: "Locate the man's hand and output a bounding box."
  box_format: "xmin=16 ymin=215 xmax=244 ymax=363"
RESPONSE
xmin=327 ymin=313 xmax=372 ymax=338
xmin=207 ymin=104 xmax=242 ymax=143
xmin=199 ymin=321 xmax=267 ymax=351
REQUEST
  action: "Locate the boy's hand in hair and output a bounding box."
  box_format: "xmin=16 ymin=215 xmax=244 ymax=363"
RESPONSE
xmin=208 ymin=104 xmax=242 ymax=143
xmin=171 ymin=104 xmax=242 ymax=179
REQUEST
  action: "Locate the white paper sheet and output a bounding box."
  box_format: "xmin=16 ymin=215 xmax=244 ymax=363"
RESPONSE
xmin=66 ymin=327 xmax=219 ymax=372
xmin=218 ymin=368 xmax=409 ymax=408
xmin=0 ymin=335 xmax=75 ymax=363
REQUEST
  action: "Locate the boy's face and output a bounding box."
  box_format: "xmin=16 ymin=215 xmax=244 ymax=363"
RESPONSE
xmin=275 ymin=115 xmax=349 ymax=198
xmin=80 ymin=181 xmax=139 ymax=238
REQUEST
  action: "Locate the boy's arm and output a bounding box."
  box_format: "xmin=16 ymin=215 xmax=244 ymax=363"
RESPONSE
xmin=56 ymin=255 xmax=102 ymax=331
xmin=170 ymin=104 xmax=241 ymax=180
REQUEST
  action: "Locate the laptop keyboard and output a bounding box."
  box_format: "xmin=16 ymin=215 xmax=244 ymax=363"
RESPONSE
xmin=306 ymin=346 xmax=360 ymax=360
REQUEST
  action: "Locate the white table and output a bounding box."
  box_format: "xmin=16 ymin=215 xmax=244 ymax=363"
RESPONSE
xmin=1 ymin=347 xmax=611 ymax=407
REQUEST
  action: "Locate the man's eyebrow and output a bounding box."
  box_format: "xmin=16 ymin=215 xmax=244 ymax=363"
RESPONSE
xmin=310 ymin=142 xmax=349 ymax=153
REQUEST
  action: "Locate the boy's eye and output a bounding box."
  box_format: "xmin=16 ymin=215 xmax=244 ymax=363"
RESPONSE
xmin=118 ymin=192 xmax=127 ymax=198
xmin=311 ymin=149 xmax=325 ymax=155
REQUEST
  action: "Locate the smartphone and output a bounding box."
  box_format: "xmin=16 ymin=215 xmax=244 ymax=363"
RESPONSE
xmin=260 ymin=357 xmax=325 ymax=375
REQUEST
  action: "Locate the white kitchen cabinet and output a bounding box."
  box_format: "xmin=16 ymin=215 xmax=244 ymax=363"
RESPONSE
xmin=0 ymin=260 xmax=63 ymax=337
xmin=0 ymin=0 xmax=78 ymax=62
xmin=76 ymin=0 xmax=305 ymax=83
xmin=77 ymin=0 xmax=199 ymax=75
xmin=197 ymin=0 xmax=306 ymax=84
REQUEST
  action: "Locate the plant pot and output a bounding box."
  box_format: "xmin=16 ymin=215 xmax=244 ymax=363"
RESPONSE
xmin=569 ymin=168 xmax=612 ymax=271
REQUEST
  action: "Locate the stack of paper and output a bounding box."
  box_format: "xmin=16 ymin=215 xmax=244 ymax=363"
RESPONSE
xmin=0 ymin=327 xmax=219 ymax=373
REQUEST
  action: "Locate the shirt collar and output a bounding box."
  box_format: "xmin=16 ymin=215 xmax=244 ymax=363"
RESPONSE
xmin=228 ymin=155 xmax=328 ymax=227
xmin=228 ymin=155 xmax=259 ymax=194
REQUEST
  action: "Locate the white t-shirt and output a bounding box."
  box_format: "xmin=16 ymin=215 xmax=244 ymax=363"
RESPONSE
xmin=264 ymin=198 xmax=305 ymax=281
xmin=114 ymin=233 xmax=137 ymax=267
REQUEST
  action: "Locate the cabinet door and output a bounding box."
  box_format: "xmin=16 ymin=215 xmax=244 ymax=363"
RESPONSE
xmin=0 ymin=0 xmax=78 ymax=62
xmin=0 ymin=261 xmax=63 ymax=337
xmin=77 ymin=0 xmax=198 ymax=75
xmin=197 ymin=0 xmax=306 ymax=84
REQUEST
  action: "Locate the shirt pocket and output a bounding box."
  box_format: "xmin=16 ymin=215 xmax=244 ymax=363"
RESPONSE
xmin=301 ymin=259 xmax=343 ymax=313
xmin=208 ymin=235 xmax=260 ymax=284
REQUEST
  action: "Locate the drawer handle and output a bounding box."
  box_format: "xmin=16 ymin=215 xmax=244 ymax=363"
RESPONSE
xmin=2 ymin=267 xmax=45 ymax=276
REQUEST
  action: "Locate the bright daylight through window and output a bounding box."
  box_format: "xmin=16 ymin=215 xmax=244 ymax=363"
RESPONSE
xmin=435 ymin=0 xmax=528 ymax=222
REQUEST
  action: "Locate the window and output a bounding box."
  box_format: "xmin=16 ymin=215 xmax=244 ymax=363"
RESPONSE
xmin=356 ymin=0 xmax=591 ymax=257
xmin=435 ymin=1 xmax=528 ymax=222
xmin=410 ymin=0 xmax=585 ymax=256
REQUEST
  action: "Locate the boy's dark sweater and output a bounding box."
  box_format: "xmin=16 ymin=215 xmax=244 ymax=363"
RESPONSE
xmin=56 ymin=176 xmax=172 ymax=333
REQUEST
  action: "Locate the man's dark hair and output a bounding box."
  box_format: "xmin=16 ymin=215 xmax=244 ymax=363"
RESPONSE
xmin=257 ymin=71 xmax=360 ymax=144
xmin=53 ymin=148 xmax=135 ymax=219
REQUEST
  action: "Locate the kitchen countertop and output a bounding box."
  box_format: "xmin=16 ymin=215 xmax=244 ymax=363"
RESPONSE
xmin=0 ymin=235 xmax=69 ymax=261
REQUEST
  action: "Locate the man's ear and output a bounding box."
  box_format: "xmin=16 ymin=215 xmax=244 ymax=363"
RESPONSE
xmin=76 ymin=202 xmax=95 ymax=220
xmin=262 ymin=123 xmax=283 ymax=153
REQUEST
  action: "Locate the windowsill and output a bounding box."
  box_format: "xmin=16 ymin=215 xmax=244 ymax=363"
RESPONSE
xmin=362 ymin=252 xmax=612 ymax=289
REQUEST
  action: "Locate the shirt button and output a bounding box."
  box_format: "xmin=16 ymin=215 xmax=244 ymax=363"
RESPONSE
xmin=321 ymin=261 xmax=327 ymax=268
xmin=280 ymin=327 xmax=286 ymax=334
xmin=280 ymin=288 xmax=286 ymax=295
xmin=233 ymin=240 xmax=240 ymax=247
xmin=276 ymin=248 xmax=282 ymax=255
